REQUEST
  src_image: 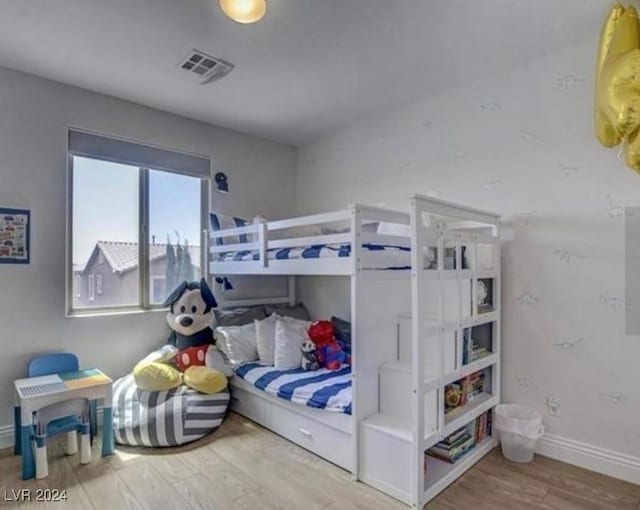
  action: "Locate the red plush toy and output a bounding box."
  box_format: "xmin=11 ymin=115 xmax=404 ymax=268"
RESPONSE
xmin=308 ymin=321 xmax=335 ymax=348
xmin=307 ymin=321 xmax=347 ymax=371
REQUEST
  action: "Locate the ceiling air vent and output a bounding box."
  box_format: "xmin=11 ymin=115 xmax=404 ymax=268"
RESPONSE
xmin=179 ymin=49 xmax=234 ymax=84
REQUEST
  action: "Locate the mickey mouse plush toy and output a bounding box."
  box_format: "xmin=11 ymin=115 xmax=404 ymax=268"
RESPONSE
xmin=162 ymin=278 xmax=232 ymax=376
xmin=133 ymin=278 xmax=231 ymax=394
xmin=164 ymin=278 xmax=218 ymax=370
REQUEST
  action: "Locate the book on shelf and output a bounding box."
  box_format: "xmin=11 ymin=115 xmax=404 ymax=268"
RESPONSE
xmin=426 ymin=410 xmax=493 ymax=465
xmin=477 ymin=303 xmax=494 ymax=314
xmin=445 ymin=370 xmax=486 ymax=414
xmin=473 ymin=409 xmax=492 ymax=443
xmin=442 ymin=427 xmax=468 ymax=446
xmin=427 ymin=432 xmax=475 ymax=464
xmin=471 ymin=345 xmax=489 ymax=361
xmin=463 ymin=329 xmax=471 ymax=365
xmin=462 ymin=329 xmax=491 ymax=365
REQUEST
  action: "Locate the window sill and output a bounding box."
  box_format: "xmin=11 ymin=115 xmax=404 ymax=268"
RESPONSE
xmin=66 ymin=307 xmax=168 ymax=319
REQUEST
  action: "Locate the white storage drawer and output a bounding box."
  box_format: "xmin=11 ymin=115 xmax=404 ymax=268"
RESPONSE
xmin=230 ymin=385 xmax=271 ymax=426
xmin=268 ymin=405 xmax=352 ymax=471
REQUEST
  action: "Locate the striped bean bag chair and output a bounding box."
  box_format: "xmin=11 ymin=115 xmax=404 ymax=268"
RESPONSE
xmin=112 ymin=374 xmax=230 ymax=447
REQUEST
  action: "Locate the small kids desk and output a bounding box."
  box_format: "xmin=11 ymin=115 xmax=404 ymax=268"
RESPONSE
xmin=14 ymin=368 xmax=114 ymax=479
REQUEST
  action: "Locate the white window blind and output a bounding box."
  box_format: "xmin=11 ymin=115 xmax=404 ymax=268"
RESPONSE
xmin=68 ymin=130 xmax=210 ymax=178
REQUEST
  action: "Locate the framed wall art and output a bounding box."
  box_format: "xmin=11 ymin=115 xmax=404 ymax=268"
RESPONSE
xmin=0 ymin=208 xmax=30 ymax=264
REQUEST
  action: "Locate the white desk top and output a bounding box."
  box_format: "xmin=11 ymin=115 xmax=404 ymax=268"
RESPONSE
xmin=14 ymin=368 xmax=112 ymax=400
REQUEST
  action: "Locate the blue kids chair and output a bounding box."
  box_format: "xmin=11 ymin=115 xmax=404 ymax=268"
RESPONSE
xmin=32 ymin=398 xmax=92 ymax=478
xmin=26 ymin=353 xmax=98 ymax=438
xmin=14 ymin=353 xmax=97 ymax=477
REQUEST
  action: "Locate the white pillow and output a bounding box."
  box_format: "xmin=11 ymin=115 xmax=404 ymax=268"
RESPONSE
xmin=214 ymin=322 xmax=257 ymax=367
xmin=253 ymin=216 xmax=322 ymax=240
xmin=274 ymin=318 xmax=311 ymax=369
xmin=377 ymin=222 xmax=411 ymax=237
xmin=255 ymin=313 xmax=280 ymax=365
xmin=205 ymin=346 xmax=234 ymax=377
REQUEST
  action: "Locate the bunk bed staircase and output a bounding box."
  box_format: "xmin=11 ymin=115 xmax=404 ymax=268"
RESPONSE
xmin=358 ymin=195 xmax=502 ymax=508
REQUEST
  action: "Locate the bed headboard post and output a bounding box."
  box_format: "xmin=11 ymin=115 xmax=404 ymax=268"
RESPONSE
xmin=258 ymin=222 xmax=268 ymax=267
xmin=349 ymin=203 xmax=362 ymax=479
xmin=288 ymin=276 xmax=296 ymax=306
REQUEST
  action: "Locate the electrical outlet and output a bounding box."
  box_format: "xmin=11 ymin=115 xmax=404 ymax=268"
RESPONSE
xmin=546 ymin=395 xmax=560 ymax=417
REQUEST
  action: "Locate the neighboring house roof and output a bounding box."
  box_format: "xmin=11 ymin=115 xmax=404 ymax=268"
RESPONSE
xmin=81 ymin=241 xmax=201 ymax=274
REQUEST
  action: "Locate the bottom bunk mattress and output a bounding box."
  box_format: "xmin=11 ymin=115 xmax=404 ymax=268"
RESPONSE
xmin=234 ymin=363 xmax=352 ymax=415
xmin=112 ymin=374 xmax=230 ymax=447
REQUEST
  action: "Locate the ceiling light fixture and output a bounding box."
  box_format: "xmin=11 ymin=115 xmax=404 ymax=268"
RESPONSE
xmin=219 ymin=0 xmax=267 ymax=24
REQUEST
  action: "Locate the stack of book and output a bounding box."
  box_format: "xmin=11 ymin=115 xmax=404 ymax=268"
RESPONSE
xmin=474 ymin=410 xmax=492 ymax=443
xmin=462 ymin=329 xmax=490 ymax=364
xmin=425 ymin=411 xmax=493 ymax=466
xmin=426 ymin=427 xmax=476 ymax=464
xmin=463 ymin=371 xmax=485 ymax=402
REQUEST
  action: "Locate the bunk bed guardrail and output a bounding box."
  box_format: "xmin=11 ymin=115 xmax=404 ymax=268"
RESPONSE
xmin=209 ymin=204 xmax=411 ymax=274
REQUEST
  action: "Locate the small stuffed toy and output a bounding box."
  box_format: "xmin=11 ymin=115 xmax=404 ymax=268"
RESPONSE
xmin=323 ymin=343 xmax=347 ymax=371
xmin=301 ymin=339 xmax=320 ymax=371
xmin=308 ymin=320 xmax=347 ymax=371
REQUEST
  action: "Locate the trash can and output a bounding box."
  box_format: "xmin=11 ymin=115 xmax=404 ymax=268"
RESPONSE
xmin=495 ymin=404 xmax=544 ymax=463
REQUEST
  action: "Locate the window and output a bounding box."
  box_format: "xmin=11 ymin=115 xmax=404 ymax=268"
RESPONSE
xmin=151 ymin=276 xmax=167 ymax=304
xmin=72 ymin=157 xmax=140 ymax=309
xmin=88 ymin=274 xmax=95 ymax=302
xmin=149 ymin=170 xmax=202 ymax=304
xmin=68 ymin=130 xmax=209 ymax=314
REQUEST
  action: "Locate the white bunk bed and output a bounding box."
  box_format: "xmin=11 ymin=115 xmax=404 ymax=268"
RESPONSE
xmin=208 ymin=198 xmax=503 ymax=508
xmin=209 ymin=203 xmax=413 ymax=475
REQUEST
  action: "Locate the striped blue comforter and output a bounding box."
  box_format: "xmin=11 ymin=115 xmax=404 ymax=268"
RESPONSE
xmin=215 ymin=243 xmax=410 ymax=269
xmin=234 ymin=363 xmax=352 ymax=415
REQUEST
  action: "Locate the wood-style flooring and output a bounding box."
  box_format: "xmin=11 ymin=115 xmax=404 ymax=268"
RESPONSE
xmin=0 ymin=412 xmax=638 ymax=509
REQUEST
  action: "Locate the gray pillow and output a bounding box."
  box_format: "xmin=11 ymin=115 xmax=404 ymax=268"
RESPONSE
xmin=263 ymin=303 xmax=310 ymax=321
xmin=332 ymin=316 xmax=352 ymax=356
xmin=213 ymin=306 xmax=266 ymax=327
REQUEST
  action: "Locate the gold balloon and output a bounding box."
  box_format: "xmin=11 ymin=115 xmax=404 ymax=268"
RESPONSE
xmin=599 ymin=6 xmax=640 ymax=138
xmin=595 ymin=3 xmax=625 ymax=147
xmin=594 ymin=3 xmax=640 ymax=173
xmin=625 ymin=128 xmax=640 ymax=174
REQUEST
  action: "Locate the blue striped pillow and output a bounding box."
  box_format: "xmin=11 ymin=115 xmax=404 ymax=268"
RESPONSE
xmin=210 ymin=212 xmax=249 ymax=246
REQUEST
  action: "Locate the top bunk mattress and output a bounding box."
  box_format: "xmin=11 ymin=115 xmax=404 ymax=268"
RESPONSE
xmin=234 ymin=363 xmax=352 ymax=415
xmin=214 ymin=243 xmax=410 ymax=270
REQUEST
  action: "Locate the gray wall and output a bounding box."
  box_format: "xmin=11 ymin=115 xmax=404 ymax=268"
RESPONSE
xmin=0 ymin=66 xmax=296 ymax=432
xmin=296 ymin=38 xmax=640 ymax=460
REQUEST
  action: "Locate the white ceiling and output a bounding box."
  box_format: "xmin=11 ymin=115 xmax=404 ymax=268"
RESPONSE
xmin=0 ymin=0 xmax=606 ymax=146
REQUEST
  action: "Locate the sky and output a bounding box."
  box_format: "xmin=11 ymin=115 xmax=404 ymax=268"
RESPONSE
xmin=73 ymin=156 xmax=202 ymax=266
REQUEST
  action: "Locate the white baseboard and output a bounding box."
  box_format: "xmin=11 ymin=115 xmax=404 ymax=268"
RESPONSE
xmin=536 ymin=433 xmax=640 ymax=485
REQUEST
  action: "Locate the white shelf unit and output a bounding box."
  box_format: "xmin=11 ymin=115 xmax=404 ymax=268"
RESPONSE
xmin=359 ymin=195 xmax=502 ymax=508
